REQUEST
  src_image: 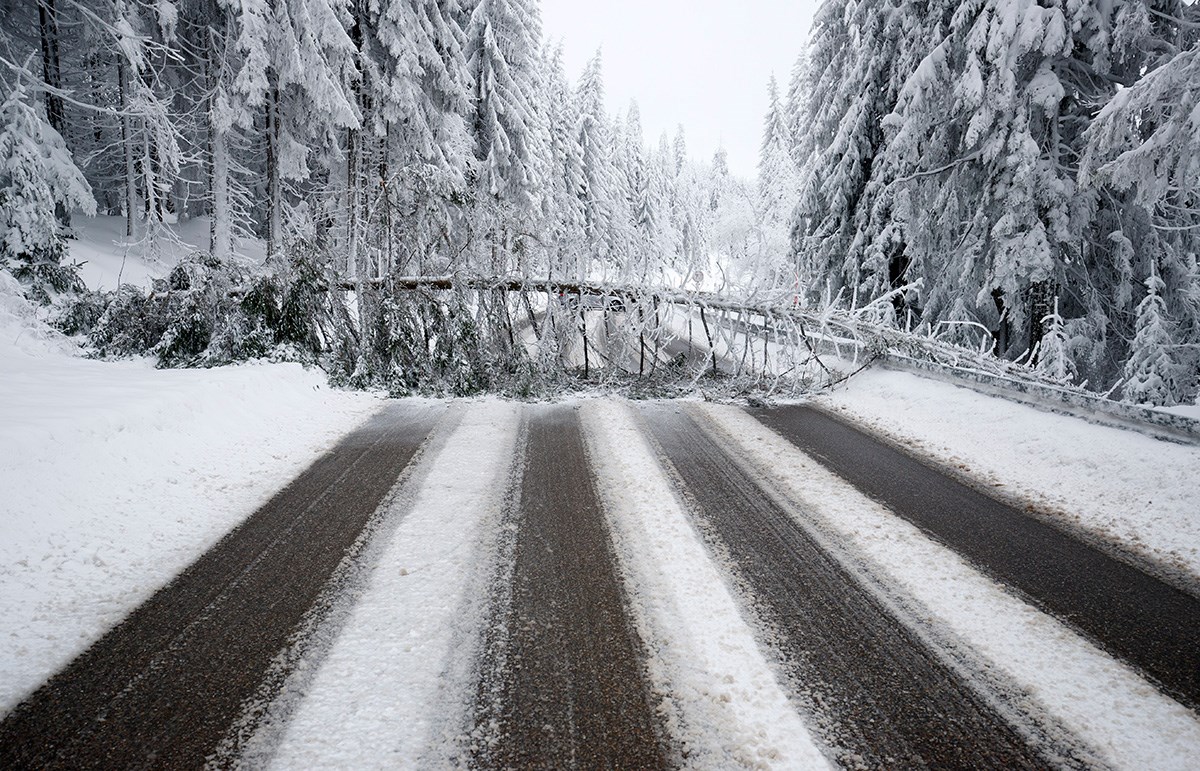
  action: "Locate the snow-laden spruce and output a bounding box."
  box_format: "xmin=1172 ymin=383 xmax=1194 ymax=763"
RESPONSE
xmin=785 ymin=0 xmax=1200 ymax=404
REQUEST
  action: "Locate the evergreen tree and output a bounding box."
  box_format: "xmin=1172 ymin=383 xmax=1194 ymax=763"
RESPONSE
xmin=788 ymin=0 xmax=1199 ymax=395
xmin=0 ymin=74 xmax=96 ymax=287
xmin=758 ymin=75 xmax=799 ymax=254
xmin=793 ymin=0 xmax=937 ymax=308
xmin=464 ymin=0 xmax=543 ymax=206
xmin=785 ymin=49 xmax=810 ymax=161
xmin=538 ymin=44 xmax=587 ymax=279
xmin=1036 ymin=298 xmax=1075 ymax=384
xmin=574 ymin=52 xmax=617 ymax=269
xmin=1125 ymin=267 xmax=1182 ymax=405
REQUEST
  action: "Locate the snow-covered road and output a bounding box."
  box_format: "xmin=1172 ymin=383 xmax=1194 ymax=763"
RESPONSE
xmin=2 ymin=389 xmax=1199 ymax=769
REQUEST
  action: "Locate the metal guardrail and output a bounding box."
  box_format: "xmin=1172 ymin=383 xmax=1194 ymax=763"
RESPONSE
xmin=883 ymin=354 xmax=1200 ymax=445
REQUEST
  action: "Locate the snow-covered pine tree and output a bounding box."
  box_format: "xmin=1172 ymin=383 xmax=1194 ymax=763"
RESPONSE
xmin=607 ymin=108 xmax=636 ymax=275
xmin=650 ymin=134 xmax=681 ymax=271
xmin=1082 ymin=30 xmax=1200 ymax=398
xmin=1125 ymin=266 xmax=1183 ymax=405
xmin=758 ymin=75 xmax=799 ymax=289
xmin=709 ymin=149 xmax=759 ymax=286
xmin=113 ymin=0 xmax=183 ymax=249
xmin=785 ymin=48 xmax=810 ymax=164
xmin=538 ymin=44 xmax=587 ymax=281
xmin=464 ymin=0 xmax=543 ymax=210
xmin=0 ymin=73 xmax=96 ymax=296
xmin=574 ymin=52 xmax=618 ymax=272
xmin=362 ymin=0 xmax=474 ymax=276
xmin=792 ymin=0 xmax=935 ymax=310
xmin=787 ymin=0 xmax=1197 ymax=393
xmin=622 ymin=102 xmax=657 ymax=279
xmin=667 ymin=125 xmax=706 ymax=274
xmin=1035 ymin=297 xmax=1075 ymax=384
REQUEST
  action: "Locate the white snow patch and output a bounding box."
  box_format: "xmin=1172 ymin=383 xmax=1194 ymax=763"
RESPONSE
xmin=1161 ymin=402 xmax=1200 ymax=421
xmin=580 ymin=400 xmax=833 ymax=770
xmin=698 ymin=403 xmax=1200 ymax=771
xmin=267 ymin=400 xmax=521 ymax=768
xmin=819 ymin=368 xmax=1200 ymax=582
xmin=0 ymin=295 xmax=380 ymax=710
xmin=68 ymin=213 xmax=265 ymax=290
xmin=0 ymin=270 xmax=77 ymax=358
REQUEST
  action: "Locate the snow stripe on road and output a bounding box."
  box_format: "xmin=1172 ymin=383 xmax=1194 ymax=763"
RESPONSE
xmin=702 ymin=402 xmax=1200 ymax=771
xmin=581 ymin=399 xmax=833 ymax=770
xmin=752 ymin=403 xmax=1200 ymax=711
xmin=643 ymin=403 xmax=1046 ymax=769
xmin=262 ymin=401 xmax=521 ymax=768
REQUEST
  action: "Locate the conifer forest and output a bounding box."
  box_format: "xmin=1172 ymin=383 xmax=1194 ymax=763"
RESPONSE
xmin=2 ymin=0 xmax=1199 ymax=404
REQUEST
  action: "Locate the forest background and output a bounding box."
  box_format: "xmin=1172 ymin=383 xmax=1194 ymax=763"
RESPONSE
xmin=1 ymin=0 xmax=1198 ymax=405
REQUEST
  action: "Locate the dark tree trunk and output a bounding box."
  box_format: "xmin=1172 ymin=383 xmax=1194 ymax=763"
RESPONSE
xmin=38 ymin=0 xmax=64 ymax=133
xmin=265 ymin=84 xmax=283 ymax=260
xmin=1027 ymin=280 xmax=1054 ymax=363
xmin=40 ymin=0 xmax=70 ymax=228
xmin=991 ymin=289 xmax=1010 ymax=356
xmin=119 ymin=61 xmax=136 ymax=239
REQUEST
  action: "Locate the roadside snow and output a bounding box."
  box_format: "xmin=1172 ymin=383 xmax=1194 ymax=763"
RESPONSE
xmin=0 ymin=274 xmax=380 ymax=711
xmin=699 ymin=403 xmax=1200 ymax=771
xmin=580 ymin=400 xmax=833 ymax=770
xmin=267 ymin=401 xmax=520 ymax=768
xmin=69 ymin=213 xmax=266 ymax=290
xmin=818 ymin=368 xmax=1200 ymax=582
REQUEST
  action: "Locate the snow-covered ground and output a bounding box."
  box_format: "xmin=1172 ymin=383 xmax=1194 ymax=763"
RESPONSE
xmin=69 ymin=213 xmax=265 ymax=291
xmin=0 ymin=265 xmax=380 ymax=712
xmin=814 ymin=368 xmax=1200 ymax=585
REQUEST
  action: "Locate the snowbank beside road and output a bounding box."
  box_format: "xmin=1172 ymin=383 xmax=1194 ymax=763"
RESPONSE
xmin=817 ymin=368 xmax=1200 ymax=584
xmin=0 ymin=279 xmax=380 ymax=711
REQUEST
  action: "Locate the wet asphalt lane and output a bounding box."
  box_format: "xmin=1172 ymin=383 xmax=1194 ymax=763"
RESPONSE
xmin=472 ymin=404 xmax=668 ymax=769
xmin=643 ymin=404 xmax=1050 ymax=769
xmin=0 ymin=403 xmax=440 ymax=770
xmin=753 ymin=404 xmax=1200 ymax=711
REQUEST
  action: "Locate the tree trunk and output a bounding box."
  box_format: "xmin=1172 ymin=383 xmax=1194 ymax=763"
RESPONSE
xmin=119 ymin=61 xmax=137 ymax=239
xmin=265 ymin=84 xmax=283 ymax=261
xmin=700 ymin=306 xmax=717 ymax=376
xmin=38 ymin=0 xmax=64 ymax=133
xmin=347 ymin=126 xmax=359 ymax=281
xmin=1027 ymin=280 xmax=1053 ymax=363
xmin=208 ymin=104 xmax=232 ymax=262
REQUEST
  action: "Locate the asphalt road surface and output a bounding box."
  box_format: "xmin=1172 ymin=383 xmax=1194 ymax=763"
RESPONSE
xmin=5 ymin=398 xmax=1195 ymax=769
xmin=472 ymin=404 xmax=668 ymax=769
xmin=753 ymin=404 xmax=1200 ymax=711
xmin=642 ymin=404 xmax=1050 ymax=769
xmin=0 ymin=403 xmax=441 ymax=770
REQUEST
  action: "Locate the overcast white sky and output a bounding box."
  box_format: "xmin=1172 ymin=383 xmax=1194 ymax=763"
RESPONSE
xmin=539 ymin=1 xmax=821 ymax=180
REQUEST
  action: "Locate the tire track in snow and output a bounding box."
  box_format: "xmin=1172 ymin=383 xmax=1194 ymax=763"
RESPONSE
xmin=640 ymin=403 xmax=1047 ymax=769
xmin=0 ymin=402 xmax=442 ymax=770
xmin=471 ymin=403 xmax=668 ymax=769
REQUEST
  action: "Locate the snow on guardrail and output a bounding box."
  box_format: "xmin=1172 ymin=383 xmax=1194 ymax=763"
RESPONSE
xmin=341 ymin=273 xmax=1199 ymax=440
